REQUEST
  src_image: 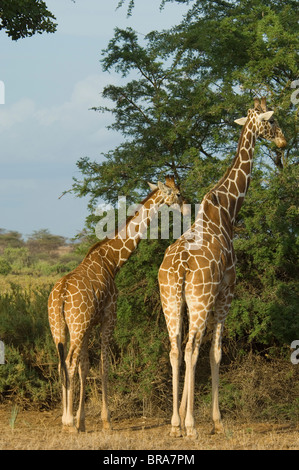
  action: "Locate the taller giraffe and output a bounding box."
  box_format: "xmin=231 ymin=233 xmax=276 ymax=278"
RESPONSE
xmin=158 ymin=98 xmax=287 ymax=439
xmin=48 ymin=176 xmax=183 ymax=432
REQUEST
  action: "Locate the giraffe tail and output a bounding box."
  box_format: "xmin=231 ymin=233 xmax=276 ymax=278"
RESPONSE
xmin=56 ymin=279 xmax=69 ymax=387
xmin=58 ymin=342 xmax=69 ymax=388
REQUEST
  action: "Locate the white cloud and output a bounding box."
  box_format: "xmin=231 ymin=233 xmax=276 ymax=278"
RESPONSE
xmin=0 ymin=74 xmax=120 ymax=237
xmin=0 ymin=98 xmax=36 ymax=129
xmin=0 ymin=74 xmax=114 ymax=131
xmin=0 ymin=73 xmax=120 ymax=167
xmin=35 ymin=74 xmax=108 ymax=129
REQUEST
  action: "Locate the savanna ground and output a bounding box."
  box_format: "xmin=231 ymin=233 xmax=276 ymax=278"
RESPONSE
xmin=1 ymin=351 xmax=298 ymax=451
xmin=0 ymin=404 xmax=298 ymax=450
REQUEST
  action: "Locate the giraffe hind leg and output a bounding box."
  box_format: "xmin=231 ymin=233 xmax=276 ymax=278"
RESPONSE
xmin=76 ymin=336 xmax=90 ymax=432
xmin=61 ymin=343 xmax=81 ymax=433
xmin=57 ymin=342 xmax=70 ymax=431
xmin=169 ymin=336 xmax=183 ymax=437
xmin=167 ymin=301 xmax=184 ymax=438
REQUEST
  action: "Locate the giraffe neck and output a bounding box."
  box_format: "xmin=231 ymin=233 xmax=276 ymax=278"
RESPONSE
xmin=101 ymin=189 xmax=164 ymax=271
xmin=210 ymin=119 xmax=256 ymax=223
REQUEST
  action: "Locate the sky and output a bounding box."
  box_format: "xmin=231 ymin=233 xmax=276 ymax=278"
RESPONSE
xmin=0 ymin=0 xmax=189 ymax=240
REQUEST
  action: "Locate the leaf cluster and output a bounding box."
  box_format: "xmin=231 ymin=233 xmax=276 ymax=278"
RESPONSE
xmin=0 ymin=0 xmax=57 ymax=40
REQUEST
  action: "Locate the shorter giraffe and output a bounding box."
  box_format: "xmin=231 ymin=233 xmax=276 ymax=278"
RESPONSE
xmin=158 ymin=98 xmax=287 ymax=438
xmin=48 ymin=176 xmax=183 ymax=432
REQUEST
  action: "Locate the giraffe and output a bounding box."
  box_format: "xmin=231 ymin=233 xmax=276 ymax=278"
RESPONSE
xmin=158 ymin=98 xmax=287 ymax=439
xmin=48 ymin=176 xmax=183 ymax=433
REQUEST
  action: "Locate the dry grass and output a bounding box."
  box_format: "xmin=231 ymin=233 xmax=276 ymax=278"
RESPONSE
xmin=0 ymin=405 xmax=298 ymax=450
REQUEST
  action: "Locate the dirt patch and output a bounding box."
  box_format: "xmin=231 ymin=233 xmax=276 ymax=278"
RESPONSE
xmin=0 ymin=405 xmax=298 ymax=450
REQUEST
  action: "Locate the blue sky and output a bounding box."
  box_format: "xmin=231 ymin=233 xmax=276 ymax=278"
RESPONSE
xmin=0 ymin=0 xmax=188 ymax=240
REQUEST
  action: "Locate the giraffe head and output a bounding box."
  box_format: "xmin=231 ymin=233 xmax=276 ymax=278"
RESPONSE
xmin=148 ymin=175 xmax=186 ymax=210
xmin=234 ymin=97 xmax=287 ymax=148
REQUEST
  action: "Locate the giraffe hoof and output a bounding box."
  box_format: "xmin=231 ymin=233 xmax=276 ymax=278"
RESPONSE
xmin=170 ymin=427 xmax=182 ymax=438
xmin=185 ymin=427 xmax=198 ymax=440
xmin=211 ymin=421 xmax=224 ymax=435
xmin=102 ymin=421 xmax=112 ymax=431
xmin=77 ymin=422 xmax=86 ymax=433
xmin=62 ymin=425 xmax=78 ymax=434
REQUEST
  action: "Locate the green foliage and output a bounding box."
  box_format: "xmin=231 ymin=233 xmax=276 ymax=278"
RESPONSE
xmin=3 ymin=247 xmax=30 ymax=271
xmin=0 ymin=229 xmax=24 ymax=251
xmin=0 ymin=284 xmax=59 ymax=406
xmin=111 ymin=238 xmax=171 ymax=400
xmin=0 ymin=258 xmax=12 ymax=276
xmin=0 ymin=228 xmax=82 ymax=277
xmin=228 ymin=164 xmax=299 ymax=346
xmin=0 ymin=0 xmax=57 ymax=40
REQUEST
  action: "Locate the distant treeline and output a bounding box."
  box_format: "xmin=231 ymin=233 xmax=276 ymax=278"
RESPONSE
xmin=0 ymin=228 xmax=84 ymax=276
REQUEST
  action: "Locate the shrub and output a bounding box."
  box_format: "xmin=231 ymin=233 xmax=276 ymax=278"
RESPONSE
xmin=0 ymin=283 xmax=60 ymax=407
xmin=0 ymin=257 xmax=12 ymax=275
xmin=3 ymin=247 xmax=30 ymax=271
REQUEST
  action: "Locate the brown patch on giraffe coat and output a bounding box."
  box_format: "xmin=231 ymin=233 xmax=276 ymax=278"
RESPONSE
xmin=228 ymin=181 xmax=239 ymax=197
xmin=236 ymin=170 xmax=246 ymax=193
xmin=217 ymin=193 xmax=229 ymax=210
xmin=240 ymin=162 xmax=251 ymax=175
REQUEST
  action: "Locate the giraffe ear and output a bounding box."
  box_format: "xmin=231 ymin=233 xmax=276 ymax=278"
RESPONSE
xmin=258 ymin=110 xmax=274 ymax=122
xmin=157 ymin=181 xmax=171 ymax=193
xmin=234 ymin=117 xmax=247 ymax=126
xmin=147 ymin=182 xmax=158 ymax=191
xmin=157 ymin=181 xmax=165 ymax=191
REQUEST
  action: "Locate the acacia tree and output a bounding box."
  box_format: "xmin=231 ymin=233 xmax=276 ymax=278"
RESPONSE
xmin=0 ymin=0 xmax=57 ymax=40
xmin=72 ymin=0 xmax=298 ymax=363
xmin=27 ymin=229 xmax=66 ymax=254
xmin=74 ymin=0 xmax=298 ymax=210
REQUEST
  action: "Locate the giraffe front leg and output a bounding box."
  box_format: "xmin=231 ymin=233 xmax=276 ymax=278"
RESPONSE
xmin=210 ymin=283 xmax=234 ymax=434
xmin=100 ymin=306 xmax=116 ymax=431
xmin=100 ymin=344 xmax=111 ymax=431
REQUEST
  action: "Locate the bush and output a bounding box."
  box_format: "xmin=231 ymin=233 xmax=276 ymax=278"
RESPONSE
xmin=0 ymin=257 xmax=12 ymax=275
xmin=227 ymin=165 xmax=299 ymax=348
xmin=3 ymin=247 xmax=30 ymax=271
xmin=218 ymin=354 xmax=299 ymax=423
xmin=0 ymin=283 xmax=60 ymax=407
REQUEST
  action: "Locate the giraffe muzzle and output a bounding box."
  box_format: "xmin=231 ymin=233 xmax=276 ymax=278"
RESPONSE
xmin=275 ymin=137 xmax=287 ymax=148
